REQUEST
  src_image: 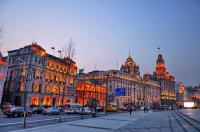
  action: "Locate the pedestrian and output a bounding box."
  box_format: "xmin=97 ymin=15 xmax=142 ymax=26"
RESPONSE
xmin=129 ymin=107 xmax=132 ymax=116
xmin=143 ymin=106 xmax=146 ymax=113
xmin=146 ymin=107 xmax=149 ymax=114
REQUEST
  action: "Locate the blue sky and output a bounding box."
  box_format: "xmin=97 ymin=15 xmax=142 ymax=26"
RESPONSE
xmin=0 ymin=0 xmax=200 ymax=86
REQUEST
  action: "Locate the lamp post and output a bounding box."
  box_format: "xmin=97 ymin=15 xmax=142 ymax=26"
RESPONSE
xmin=60 ymin=61 xmax=71 ymax=122
xmin=104 ymin=73 xmax=110 ymax=115
xmin=60 ymin=75 xmax=66 ymax=123
xmin=17 ymin=59 xmax=27 ymax=128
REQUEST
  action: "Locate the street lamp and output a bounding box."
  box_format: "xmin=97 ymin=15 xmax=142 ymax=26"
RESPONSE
xmin=17 ymin=59 xmax=27 ymax=128
xmin=104 ymin=73 xmax=110 ymax=115
xmin=60 ymin=75 xmax=66 ymax=123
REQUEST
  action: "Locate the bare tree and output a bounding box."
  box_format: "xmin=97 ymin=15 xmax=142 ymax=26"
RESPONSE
xmin=60 ymin=38 xmax=76 ymax=122
xmin=62 ymin=38 xmax=76 ymax=60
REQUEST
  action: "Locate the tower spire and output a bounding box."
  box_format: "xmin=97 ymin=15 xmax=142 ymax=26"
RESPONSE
xmin=157 ymin=47 xmax=161 ymax=54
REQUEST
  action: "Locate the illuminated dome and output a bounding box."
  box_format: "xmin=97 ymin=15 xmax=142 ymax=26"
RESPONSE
xmin=155 ymin=53 xmax=174 ymax=81
xmin=157 ymin=54 xmax=165 ymax=65
xmin=120 ymin=54 xmax=140 ymax=75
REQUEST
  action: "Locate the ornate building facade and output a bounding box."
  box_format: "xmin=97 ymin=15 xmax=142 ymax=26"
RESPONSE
xmin=77 ymin=55 xmax=160 ymax=109
xmin=147 ymin=53 xmax=176 ymax=106
xmin=120 ymin=54 xmax=140 ymax=76
xmin=76 ymin=81 xmax=106 ymax=107
xmin=176 ymin=83 xmax=188 ymax=106
xmin=2 ymin=43 xmax=77 ymax=107
xmin=187 ymin=85 xmax=200 ymax=107
xmin=0 ymin=53 xmax=7 ymax=103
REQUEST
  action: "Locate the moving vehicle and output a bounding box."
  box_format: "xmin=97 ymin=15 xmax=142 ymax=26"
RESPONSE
xmin=65 ymin=103 xmax=82 ymax=114
xmin=107 ymin=103 xmax=118 ymax=112
xmin=3 ymin=107 xmax=32 ymax=117
xmin=43 ymin=107 xmax=60 ymax=115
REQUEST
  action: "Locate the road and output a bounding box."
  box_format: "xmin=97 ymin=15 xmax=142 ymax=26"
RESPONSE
xmin=0 ymin=112 xmax=79 ymax=125
xmin=11 ymin=111 xmax=149 ymax=132
xmin=0 ymin=111 xmax=115 ymax=132
xmin=1 ymin=109 xmax=200 ymax=132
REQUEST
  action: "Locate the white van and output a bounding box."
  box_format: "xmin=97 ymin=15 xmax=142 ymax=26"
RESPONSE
xmin=65 ymin=103 xmax=83 ymax=114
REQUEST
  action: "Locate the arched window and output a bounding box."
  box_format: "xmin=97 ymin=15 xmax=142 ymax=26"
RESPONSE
xmin=30 ymin=96 xmax=39 ymax=106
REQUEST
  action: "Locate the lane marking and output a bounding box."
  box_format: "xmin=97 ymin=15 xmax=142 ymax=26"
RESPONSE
xmin=0 ymin=116 xmax=79 ymax=127
xmin=67 ymin=123 xmax=114 ymax=130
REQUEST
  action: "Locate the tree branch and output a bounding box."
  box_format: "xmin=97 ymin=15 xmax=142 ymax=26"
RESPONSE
xmin=62 ymin=38 xmax=76 ymax=60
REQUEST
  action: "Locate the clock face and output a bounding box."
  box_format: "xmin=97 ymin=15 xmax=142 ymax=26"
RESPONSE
xmin=0 ymin=72 xmax=5 ymax=80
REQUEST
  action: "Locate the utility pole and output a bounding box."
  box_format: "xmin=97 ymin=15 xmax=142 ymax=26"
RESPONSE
xmin=60 ymin=60 xmax=71 ymax=122
xmin=17 ymin=59 xmax=26 ymax=127
xmin=105 ymin=73 xmax=110 ymax=115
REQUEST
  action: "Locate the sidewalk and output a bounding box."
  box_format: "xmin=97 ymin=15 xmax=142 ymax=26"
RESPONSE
xmin=12 ymin=111 xmax=153 ymax=132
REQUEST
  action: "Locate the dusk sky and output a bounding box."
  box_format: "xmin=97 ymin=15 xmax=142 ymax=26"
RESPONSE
xmin=0 ymin=0 xmax=199 ymax=86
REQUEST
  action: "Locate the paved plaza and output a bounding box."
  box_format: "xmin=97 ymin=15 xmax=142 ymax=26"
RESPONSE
xmin=10 ymin=109 xmax=200 ymax=132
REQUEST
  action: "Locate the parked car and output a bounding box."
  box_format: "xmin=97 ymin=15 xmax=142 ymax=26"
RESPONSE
xmin=107 ymin=103 xmax=118 ymax=112
xmin=43 ymin=107 xmax=60 ymax=115
xmin=160 ymin=105 xmax=169 ymax=110
xmin=3 ymin=107 xmax=32 ymax=117
xmin=80 ymin=107 xmax=92 ymax=115
xmin=32 ymin=106 xmax=43 ymax=114
xmin=171 ymin=105 xmax=180 ymax=110
xmin=146 ymin=106 xmax=151 ymax=110
xmin=120 ymin=107 xmax=128 ymax=111
xmin=96 ymin=107 xmax=104 ymax=112
xmin=65 ymin=103 xmax=82 ymax=114
xmin=1 ymin=102 xmax=12 ymax=111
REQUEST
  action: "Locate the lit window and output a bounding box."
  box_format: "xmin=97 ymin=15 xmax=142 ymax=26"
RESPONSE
xmin=34 ymin=84 xmax=39 ymax=92
xmin=20 ymin=82 xmax=24 ymax=91
xmin=30 ymin=96 xmax=39 ymax=106
xmin=35 ymin=70 xmax=41 ymax=79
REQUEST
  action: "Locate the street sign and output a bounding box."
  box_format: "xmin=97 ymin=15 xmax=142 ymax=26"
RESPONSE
xmin=116 ymin=88 xmax=125 ymax=96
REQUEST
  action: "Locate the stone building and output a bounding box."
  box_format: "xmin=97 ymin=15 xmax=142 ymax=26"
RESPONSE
xmin=76 ymin=81 xmax=106 ymax=107
xmin=176 ymin=83 xmax=188 ymax=106
xmin=2 ymin=43 xmax=77 ymax=107
xmin=187 ymin=85 xmax=200 ymax=107
xmin=147 ymin=53 xmax=176 ymax=106
xmin=0 ymin=52 xmax=7 ymax=103
xmin=77 ymin=55 xmax=160 ymax=109
xmin=120 ymin=54 xmax=140 ymax=76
